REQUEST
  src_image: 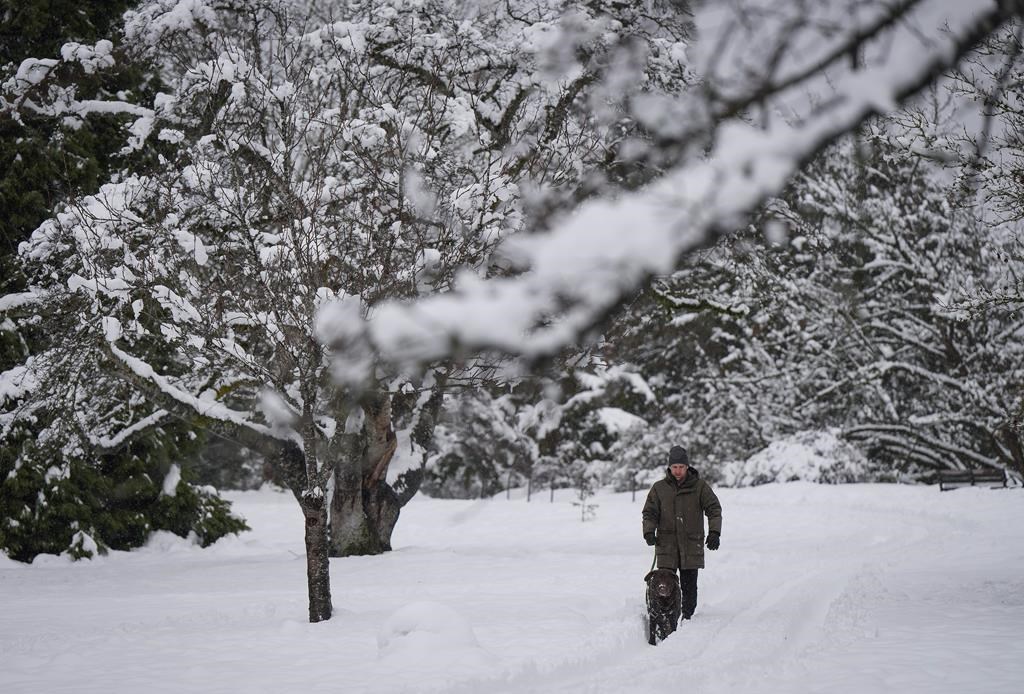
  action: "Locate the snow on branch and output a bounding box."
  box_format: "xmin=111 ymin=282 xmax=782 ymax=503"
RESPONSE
xmin=0 ymin=364 xmax=39 ymax=405
xmin=0 ymin=292 xmax=43 ymax=312
xmin=845 ymin=423 xmax=1003 ymax=470
xmin=317 ymin=0 xmax=1016 ymax=371
xmin=872 ymin=360 xmax=1003 ymax=413
xmin=89 ymin=409 xmax=170 ymax=450
xmin=107 ymin=343 xmax=298 ymax=444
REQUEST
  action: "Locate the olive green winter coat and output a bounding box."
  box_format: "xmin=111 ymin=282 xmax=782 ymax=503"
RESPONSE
xmin=642 ymin=468 xmax=723 ymax=570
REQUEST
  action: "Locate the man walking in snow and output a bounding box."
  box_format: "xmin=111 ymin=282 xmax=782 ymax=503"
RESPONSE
xmin=642 ymin=445 xmax=723 ymax=620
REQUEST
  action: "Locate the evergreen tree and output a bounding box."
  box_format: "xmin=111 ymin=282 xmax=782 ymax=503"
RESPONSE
xmin=424 ymin=388 xmax=540 ymax=498
xmin=1 ymin=0 xmax=151 ymax=262
xmin=1 ymin=0 xmax=247 ymax=563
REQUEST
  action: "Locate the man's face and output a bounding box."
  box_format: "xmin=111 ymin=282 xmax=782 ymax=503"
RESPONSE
xmin=670 ymin=463 xmax=688 ymax=480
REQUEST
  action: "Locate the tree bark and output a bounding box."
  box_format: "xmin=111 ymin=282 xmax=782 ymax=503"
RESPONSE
xmin=999 ymin=423 xmax=1024 ymax=480
xmin=234 ymin=432 xmax=334 ymax=623
xmin=330 ymin=462 xmax=383 ymax=556
xmin=330 ymin=390 xmax=402 ymax=556
xmin=301 ymin=492 xmax=332 ymax=623
xmin=328 ymin=378 xmax=442 ymax=556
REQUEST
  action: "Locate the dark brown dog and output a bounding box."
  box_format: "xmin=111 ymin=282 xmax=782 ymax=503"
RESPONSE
xmin=645 ymin=568 xmax=681 ymax=645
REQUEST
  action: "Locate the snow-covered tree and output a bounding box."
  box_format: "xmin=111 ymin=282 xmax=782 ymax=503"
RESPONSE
xmin=4 ymin=0 xmax=700 ymax=621
xmin=0 ymin=0 xmax=144 ymax=259
xmin=424 ymin=363 xmax=657 ymax=498
xmin=605 ymin=126 xmax=1024 ymax=481
xmin=424 ymin=388 xmax=542 ymax=498
xmin=0 ymin=0 xmax=251 ymax=562
xmin=318 ymin=0 xmax=1023 ymax=374
xmin=534 ymin=364 xmax=656 ymax=488
xmin=785 ymin=131 xmax=1023 ymax=478
xmin=936 ymin=21 xmax=1024 ymax=323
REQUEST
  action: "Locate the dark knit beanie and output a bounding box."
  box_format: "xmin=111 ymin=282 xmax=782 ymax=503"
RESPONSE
xmin=668 ymin=446 xmax=688 ymax=465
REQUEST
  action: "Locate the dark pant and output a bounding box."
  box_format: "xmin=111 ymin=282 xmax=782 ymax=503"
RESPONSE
xmin=678 ymin=568 xmax=698 ymax=618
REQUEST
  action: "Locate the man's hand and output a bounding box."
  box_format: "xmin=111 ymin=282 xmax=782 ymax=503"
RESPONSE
xmin=706 ymin=532 xmax=720 ymax=550
xmin=644 ymin=531 xmax=657 ymax=546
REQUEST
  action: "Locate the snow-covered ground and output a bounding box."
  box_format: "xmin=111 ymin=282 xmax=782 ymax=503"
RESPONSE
xmin=2 ymin=482 xmax=1022 ymax=693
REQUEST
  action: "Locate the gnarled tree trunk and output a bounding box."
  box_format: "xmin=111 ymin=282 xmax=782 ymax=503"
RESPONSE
xmin=329 ymin=388 xmax=431 ymax=556
xmin=330 ymin=390 xmax=399 ymax=556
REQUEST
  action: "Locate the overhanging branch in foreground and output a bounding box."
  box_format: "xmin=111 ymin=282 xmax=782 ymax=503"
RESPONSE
xmin=316 ymin=0 xmax=1018 ymax=372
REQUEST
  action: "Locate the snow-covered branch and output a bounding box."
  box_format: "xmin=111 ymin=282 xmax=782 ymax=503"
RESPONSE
xmin=844 ymin=423 xmax=1003 ymax=470
xmin=318 ymin=0 xmax=1016 ymax=370
xmin=107 ymin=343 xmax=298 ymax=444
xmin=0 ymin=291 xmax=44 ymax=312
xmin=872 ymin=360 xmax=1003 ymax=414
xmin=89 ymin=409 xmax=170 ymax=451
xmin=0 ymin=364 xmax=39 ymax=405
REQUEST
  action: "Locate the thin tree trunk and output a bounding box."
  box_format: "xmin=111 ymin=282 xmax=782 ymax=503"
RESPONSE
xmin=301 ymin=492 xmax=332 ymax=622
xmin=254 ymin=431 xmax=335 ymax=622
xmin=102 ymin=398 xmax=337 ymax=622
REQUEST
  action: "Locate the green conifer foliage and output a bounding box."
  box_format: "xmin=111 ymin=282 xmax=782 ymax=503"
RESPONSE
xmin=0 ymin=0 xmax=141 ymax=258
xmin=0 ymin=416 xmax=248 ymax=562
xmin=0 ymin=1 xmax=247 ymax=562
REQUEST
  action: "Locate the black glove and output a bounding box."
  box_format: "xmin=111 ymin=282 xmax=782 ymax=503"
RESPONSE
xmin=644 ymin=532 xmax=657 ymax=546
xmin=706 ymin=532 xmax=720 ymax=551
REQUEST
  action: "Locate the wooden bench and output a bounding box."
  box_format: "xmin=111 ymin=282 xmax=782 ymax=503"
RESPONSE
xmin=938 ymin=469 xmax=1008 ymax=491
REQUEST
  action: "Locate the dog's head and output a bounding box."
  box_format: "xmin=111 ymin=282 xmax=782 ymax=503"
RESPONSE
xmin=644 ymin=569 xmax=679 ymax=600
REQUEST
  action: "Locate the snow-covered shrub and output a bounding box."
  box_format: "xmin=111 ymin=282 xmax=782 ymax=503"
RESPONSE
xmin=535 ymin=365 xmax=658 ymax=490
xmin=719 ymin=430 xmax=889 ymax=487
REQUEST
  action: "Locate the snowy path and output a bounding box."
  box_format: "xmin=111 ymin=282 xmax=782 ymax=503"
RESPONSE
xmin=2 ymin=483 xmax=1022 ymax=693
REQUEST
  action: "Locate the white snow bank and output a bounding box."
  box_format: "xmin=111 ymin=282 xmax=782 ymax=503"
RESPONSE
xmin=140 ymin=530 xmax=200 ymax=554
xmin=378 ymin=600 xmax=480 ymax=653
xmin=377 ymin=600 xmax=493 ymax=672
xmin=0 ymin=553 xmax=24 ymax=568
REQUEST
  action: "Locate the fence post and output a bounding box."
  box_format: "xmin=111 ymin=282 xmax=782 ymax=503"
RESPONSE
xmin=506 ymin=470 xmax=512 ymax=499
xmin=526 ymin=475 xmax=532 ymax=502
